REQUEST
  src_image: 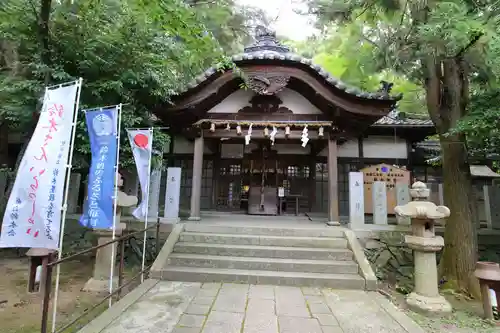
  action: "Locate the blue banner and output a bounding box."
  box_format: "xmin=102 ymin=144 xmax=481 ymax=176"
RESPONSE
xmin=79 ymin=107 xmax=118 ymax=229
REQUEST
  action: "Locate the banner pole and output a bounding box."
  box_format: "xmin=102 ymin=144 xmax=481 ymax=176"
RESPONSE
xmin=51 ymin=77 xmax=84 ymax=333
xmin=109 ymin=103 xmax=123 ymax=308
xmin=140 ymin=127 xmax=154 ymax=283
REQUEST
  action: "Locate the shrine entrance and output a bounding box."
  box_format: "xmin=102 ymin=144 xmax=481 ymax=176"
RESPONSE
xmin=245 ymin=143 xmax=278 ymax=215
xmin=216 ymin=141 xmax=313 ymax=216
xmin=158 ymin=28 xmax=400 ymax=222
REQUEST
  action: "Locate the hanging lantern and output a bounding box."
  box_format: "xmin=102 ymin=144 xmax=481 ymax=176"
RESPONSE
xmin=226 ymin=123 xmax=231 ymax=131
xmin=318 ymin=126 xmax=324 ymax=137
xmin=285 ymin=126 xmax=291 ymax=137
xmin=210 ymin=123 xmax=215 ymax=132
xmin=264 ymin=127 xmax=269 ymax=137
xmin=236 ymin=125 xmax=242 ymax=135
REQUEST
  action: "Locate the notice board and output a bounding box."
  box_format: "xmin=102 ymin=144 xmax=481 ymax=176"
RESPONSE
xmin=361 ymin=163 xmax=410 ymax=214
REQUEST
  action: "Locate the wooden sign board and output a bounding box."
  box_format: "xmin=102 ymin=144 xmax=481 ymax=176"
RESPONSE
xmin=361 ymin=163 xmax=410 ymax=214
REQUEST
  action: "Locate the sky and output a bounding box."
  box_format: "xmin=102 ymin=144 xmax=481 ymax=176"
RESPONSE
xmin=236 ymin=0 xmax=317 ymax=41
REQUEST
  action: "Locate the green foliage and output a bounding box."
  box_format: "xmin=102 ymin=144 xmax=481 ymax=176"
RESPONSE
xmin=289 ymin=24 xmax=426 ymax=115
xmin=0 ymin=0 xmax=261 ymax=169
xmin=303 ymin=0 xmax=500 ymax=137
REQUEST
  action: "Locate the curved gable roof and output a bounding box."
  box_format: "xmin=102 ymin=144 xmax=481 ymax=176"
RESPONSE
xmin=173 ymin=27 xmax=402 ymax=103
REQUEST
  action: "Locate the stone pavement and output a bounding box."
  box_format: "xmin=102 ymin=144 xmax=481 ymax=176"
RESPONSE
xmin=93 ymin=281 xmax=425 ymax=333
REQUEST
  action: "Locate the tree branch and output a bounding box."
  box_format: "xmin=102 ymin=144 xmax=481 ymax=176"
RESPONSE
xmin=455 ymin=31 xmax=484 ymax=58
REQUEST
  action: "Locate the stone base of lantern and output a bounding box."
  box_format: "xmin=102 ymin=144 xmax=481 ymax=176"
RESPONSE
xmin=406 ymin=292 xmax=452 ymax=316
xmin=83 ymin=223 xmax=126 ymax=293
xmin=159 ymin=217 xmax=180 ymax=224
xmin=326 ymin=221 xmax=340 ymax=226
xmin=83 ymin=277 xmax=119 ymax=293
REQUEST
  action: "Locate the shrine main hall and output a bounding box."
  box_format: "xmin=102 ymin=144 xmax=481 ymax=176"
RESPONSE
xmin=152 ymin=27 xmax=434 ymax=223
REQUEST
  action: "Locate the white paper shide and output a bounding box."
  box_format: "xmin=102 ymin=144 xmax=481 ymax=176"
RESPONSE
xmin=0 ymin=82 xmax=80 ymax=249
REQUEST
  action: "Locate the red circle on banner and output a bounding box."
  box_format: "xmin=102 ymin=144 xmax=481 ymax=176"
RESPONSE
xmin=134 ymin=134 xmax=149 ymax=148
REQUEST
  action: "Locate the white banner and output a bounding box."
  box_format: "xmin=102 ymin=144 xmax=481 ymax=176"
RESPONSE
xmin=0 ymin=81 xmax=80 ymax=249
xmin=127 ymin=129 xmax=152 ymax=220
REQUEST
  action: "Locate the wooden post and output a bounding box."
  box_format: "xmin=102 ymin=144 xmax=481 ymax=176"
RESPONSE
xmin=327 ymin=138 xmax=339 ymax=225
xmin=189 ymin=135 xmax=204 ymax=221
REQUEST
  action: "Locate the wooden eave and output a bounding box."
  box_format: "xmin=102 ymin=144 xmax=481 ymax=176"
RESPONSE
xmin=153 ymin=63 xmax=398 ymax=135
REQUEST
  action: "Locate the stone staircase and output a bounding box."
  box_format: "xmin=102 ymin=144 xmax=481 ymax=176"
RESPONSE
xmin=152 ymin=223 xmax=372 ymax=289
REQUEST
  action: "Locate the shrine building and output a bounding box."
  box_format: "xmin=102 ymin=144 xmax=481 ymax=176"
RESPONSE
xmin=154 ymin=27 xmax=434 ymax=223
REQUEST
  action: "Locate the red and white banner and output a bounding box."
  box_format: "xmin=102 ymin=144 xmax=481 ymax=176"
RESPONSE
xmin=127 ymin=129 xmax=153 ymax=220
xmin=0 ymin=81 xmax=81 ymax=249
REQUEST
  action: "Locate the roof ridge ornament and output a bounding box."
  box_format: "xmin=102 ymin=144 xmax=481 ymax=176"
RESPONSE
xmin=244 ymin=25 xmax=290 ymax=54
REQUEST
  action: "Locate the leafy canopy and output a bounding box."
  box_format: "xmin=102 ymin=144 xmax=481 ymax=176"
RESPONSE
xmin=0 ymin=0 xmax=263 ymax=168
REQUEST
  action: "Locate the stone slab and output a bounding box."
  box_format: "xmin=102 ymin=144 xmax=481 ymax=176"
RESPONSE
xmin=349 ymin=172 xmax=365 ymax=227
xmin=79 ymin=281 xmax=426 ymax=333
xmin=372 ymin=181 xmax=388 ymax=225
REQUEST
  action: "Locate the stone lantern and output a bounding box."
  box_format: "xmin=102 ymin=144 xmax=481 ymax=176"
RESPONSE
xmin=83 ymin=172 xmax=138 ymax=292
xmin=394 ymin=181 xmax=452 ymax=315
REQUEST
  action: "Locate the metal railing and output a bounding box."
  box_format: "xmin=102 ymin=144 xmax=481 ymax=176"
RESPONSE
xmin=40 ymin=221 xmax=161 ymax=333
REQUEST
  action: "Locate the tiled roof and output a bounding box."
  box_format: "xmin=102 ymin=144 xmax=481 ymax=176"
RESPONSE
xmin=374 ymin=116 xmax=434 ymax=127
xmin=177 ymin=26 xmax=402 ymax=102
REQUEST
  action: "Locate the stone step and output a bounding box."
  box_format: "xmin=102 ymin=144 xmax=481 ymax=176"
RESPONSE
xmin=167 ymin=253 xmax=359 ymax=274
xmin=173 ymin=242 xmax=354 ymax=261
xmin=183 ymin=223 xmax=345 ymax=238
xmin=179 ymin=232 xmax=348 ymax=248
xmin=160 ymin=266 xmax=366 ymax=289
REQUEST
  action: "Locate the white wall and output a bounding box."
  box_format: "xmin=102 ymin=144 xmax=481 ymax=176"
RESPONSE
xmin=273 ymin=143 xmax=310 ymax=155
xmin=207 ymin=88 xmax=322 ymax=115
xmin=363 ymin=136 xmax=408 ymax=159
xmin=318 ymin=139 xmax=359 ymax=158
xmin=172 ymin=137 xmax=213 ymax=154
xmin=318 ymin=136 xmax=408 ymax=159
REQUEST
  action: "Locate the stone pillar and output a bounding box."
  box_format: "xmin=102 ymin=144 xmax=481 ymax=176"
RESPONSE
xmin=483 ymin=185 xmax=493 ymax=230
xmin=326 ymin=138 xmax=339 ymax=226
xmin=189 ymin=135 xmax=204 ymax=221
xmin=372 ymin=181 xmax=388 ymax=225
xmin=395 ymin=182 xmax=452 ymax=315
xmin=161 ymin=167 xmax=182 ymax=224
xmin=67 ymin=173 xmax=82 ymax=214
xmin=395 ymin=182 xmax=411 ymax=225
xmin=348 ymin=172 xmax=365 ymax=228
xmin=148 ymin=168 xmax=162 ymax=218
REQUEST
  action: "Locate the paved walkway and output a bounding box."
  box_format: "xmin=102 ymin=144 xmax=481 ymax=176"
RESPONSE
xmin=86 ymin=280 xmax=425 ymax=333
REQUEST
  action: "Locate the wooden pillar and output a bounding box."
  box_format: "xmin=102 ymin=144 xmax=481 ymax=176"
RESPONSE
xmin=212 ymin=140 xmax=221 ymax=209
xmin=327 ymin=138 xmax=340 ymax=225
xmin=167 ymin=135 xmax=175 ymax=167
xmin=358 ymin=136 xmax=365 ymax=169
xmin=189 ymin=135 xmax=204 ymax=220
xmin=308 ymin=144 xmax=317 ymax=212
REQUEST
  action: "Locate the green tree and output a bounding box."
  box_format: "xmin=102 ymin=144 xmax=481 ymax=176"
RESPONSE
xmin=288 ymin=24 xmax=426 ymax=115
xmin=0 ymin=0 xmax=261 ymax=217
xmin=304 ymin=0 xmax=500 ymax=296
xmin=188 ymin=0 xmax=270 ymax=52
xmin=0 ymin=0 xmax=266 ymax=167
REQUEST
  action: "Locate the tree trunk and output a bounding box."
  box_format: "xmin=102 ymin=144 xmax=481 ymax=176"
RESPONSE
xmin=39 ymin=0 xmax=52 ymax=85
xmin=425 ymin=55 xmax=480 ymax=297
xmin=0 ymin=121 xmax=9 ymax=167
